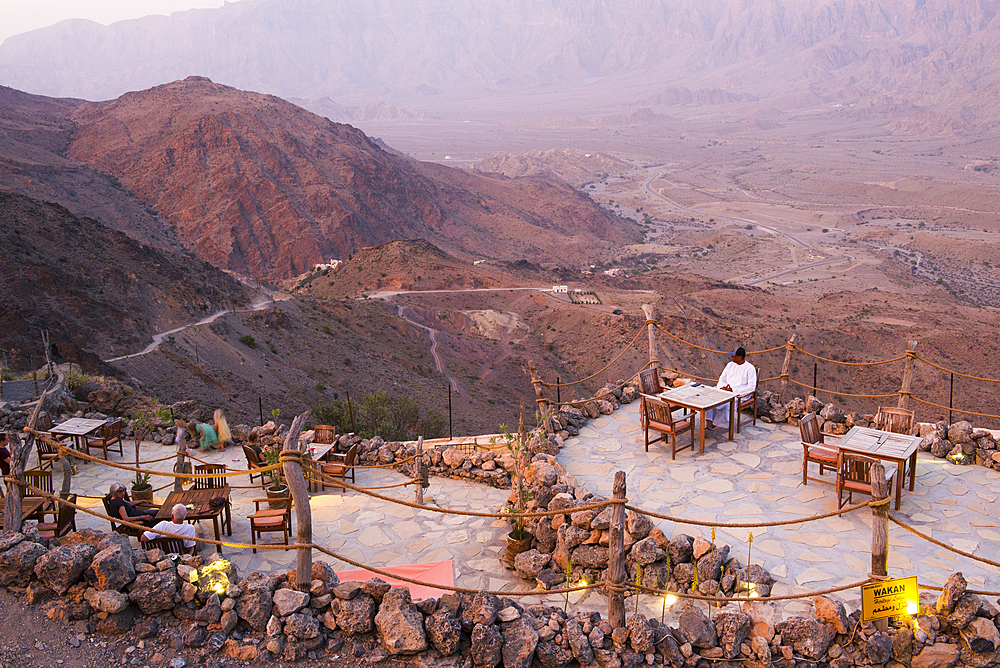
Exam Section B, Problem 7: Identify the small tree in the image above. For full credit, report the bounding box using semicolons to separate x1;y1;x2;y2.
130;405;170;491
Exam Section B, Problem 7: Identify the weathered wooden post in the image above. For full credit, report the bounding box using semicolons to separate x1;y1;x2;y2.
778;334;798;401
527;360;552;433
414;436;425;505
897;341;918;410
642;304;659;371
870;460;889;632
4;396;46;533
281;412;312;591
608;470;627;628
174;429;189;493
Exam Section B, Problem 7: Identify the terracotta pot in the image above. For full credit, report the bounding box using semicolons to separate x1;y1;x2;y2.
266;484;289;509
131;487;154;504
502;531;533;568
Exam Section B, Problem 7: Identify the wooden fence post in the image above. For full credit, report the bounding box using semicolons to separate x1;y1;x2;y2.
641;304;658;370
3;394;46;534
608;470;627;629
778;334;798;401
897;341;918;410
414;436;425;506
174;434;188;493
870;461;889;632
527;360;552;432
282;413;312;591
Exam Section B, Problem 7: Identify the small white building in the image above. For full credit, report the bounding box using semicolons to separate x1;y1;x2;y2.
314;259;342;272
552;285;569;293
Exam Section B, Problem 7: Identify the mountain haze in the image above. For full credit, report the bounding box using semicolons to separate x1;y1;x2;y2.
3;0;1000;126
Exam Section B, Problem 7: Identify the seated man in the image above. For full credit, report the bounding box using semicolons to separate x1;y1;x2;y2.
141;503;197;553
107;482;160;527
706;347;757;429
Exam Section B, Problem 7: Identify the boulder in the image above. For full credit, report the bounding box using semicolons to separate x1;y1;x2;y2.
743;601;775;641
34;544;97;595
960;617;1000;667
174;592;221;623
273;588;310;616
912;643;960;668
374;588;427;655
625;512;653;541
466;591;501;627
813;595;849;634
571;544;609;569
0;533;26;554
310;560;340;588
626;615;656;653
820;403;846;423
678;605;716;648
667;534;694;565
331;593;377;636
629;537;666;565
442;447;466;468
514;550;550;580
564;618;593;666
948;592;982;629
865;632;893;664
502;618;539;668
471;623;503;667
714;609;751;659
775;617;835;660
948;421;974;444
128;570;177;614
535;640;574;668
0;534;46;587
425;609;462;656
284;613;321;640
937;572;967;615
86;544;136;592
696;545;730;584
235;572;280;630
88;590;130;614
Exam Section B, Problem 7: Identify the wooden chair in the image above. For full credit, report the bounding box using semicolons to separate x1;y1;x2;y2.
102;494;145;537
249;497;293;553
86;420;123;459
637;368;663;396
314;425;337;444
36;438;61;470
641;394;695;460
837;452;896;509
194;464;226;489
800;413;839;486
320;444;358;490
873;407;915;435
23;469;55;521
243;445;265;484
735;381;759;434
148;536;192;556
37;494;77;540
36;413;71;447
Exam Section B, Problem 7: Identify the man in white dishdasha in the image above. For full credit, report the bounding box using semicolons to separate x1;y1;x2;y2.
705;346;756;430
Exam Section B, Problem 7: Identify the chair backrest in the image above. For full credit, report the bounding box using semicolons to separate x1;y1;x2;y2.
150;536;187;555
24;469;53;496
314;425;336;444
344;444;359;466
637;368;663;396
642;394;680;430
840;452;879;487
103;420;122;439
55;494;77;532
799;413;824;445
194;464;226;489
37;413;54;431
873;407;914;435
243;445;262;467
37;439;58;456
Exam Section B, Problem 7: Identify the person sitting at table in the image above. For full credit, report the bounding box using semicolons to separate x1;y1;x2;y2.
141;503;197;554
705;346;757;430
246;431;262;455
107;481;159;527
188;420;220;452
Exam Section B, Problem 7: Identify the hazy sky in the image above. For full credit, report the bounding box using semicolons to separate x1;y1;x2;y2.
2;1;228;44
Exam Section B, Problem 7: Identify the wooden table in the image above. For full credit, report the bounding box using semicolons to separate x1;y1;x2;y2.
156;486;232;553
659;383;736;453
49;418;107;453
305;443;336;491
837;427;923;511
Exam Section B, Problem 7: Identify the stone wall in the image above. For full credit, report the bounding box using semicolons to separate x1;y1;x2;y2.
2;525;997;667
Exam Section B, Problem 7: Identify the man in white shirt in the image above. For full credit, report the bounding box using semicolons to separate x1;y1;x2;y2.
141;503;197;552
706;347;757;429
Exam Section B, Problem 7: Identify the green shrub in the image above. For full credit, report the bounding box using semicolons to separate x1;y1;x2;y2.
240;334;257;349
311;390;446;441
65;371;92;392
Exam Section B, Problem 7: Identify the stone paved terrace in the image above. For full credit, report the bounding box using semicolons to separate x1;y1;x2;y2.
51;401;1000;624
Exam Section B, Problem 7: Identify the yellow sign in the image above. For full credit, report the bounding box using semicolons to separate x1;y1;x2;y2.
861;576;919;622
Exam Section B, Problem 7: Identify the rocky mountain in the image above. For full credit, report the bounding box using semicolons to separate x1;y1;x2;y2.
3;0;1000;126
62;77;633;280
0;190;250;370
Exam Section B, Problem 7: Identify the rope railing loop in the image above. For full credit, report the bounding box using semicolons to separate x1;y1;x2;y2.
888;513;1000;569
624;498;871;528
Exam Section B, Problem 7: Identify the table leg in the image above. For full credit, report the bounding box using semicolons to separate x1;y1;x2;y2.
895;460;904;511
908;452;917;491
698;409;706;454
224;504;232;536
727;398;735;443
213;517;222;553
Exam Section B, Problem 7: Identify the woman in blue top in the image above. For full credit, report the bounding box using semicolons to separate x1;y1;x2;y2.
188;420;219;451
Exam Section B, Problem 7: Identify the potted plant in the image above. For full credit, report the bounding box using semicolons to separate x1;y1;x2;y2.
496;402;534;568
261;446;288;509
131;472;154;503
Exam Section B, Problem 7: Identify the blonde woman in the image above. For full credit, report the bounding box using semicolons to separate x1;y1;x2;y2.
214;409;231;449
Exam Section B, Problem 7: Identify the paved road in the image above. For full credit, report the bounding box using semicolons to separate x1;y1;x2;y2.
745;255;854;286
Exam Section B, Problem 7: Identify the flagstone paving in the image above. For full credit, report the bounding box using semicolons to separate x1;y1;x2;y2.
54;401;1000;624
